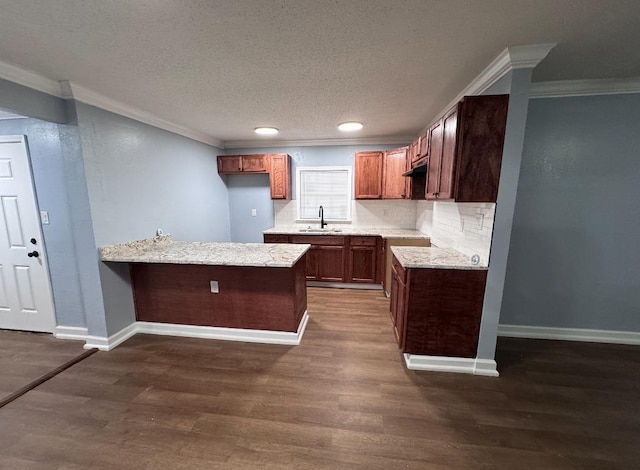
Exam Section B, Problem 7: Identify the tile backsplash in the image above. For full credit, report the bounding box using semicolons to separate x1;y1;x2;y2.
417;201;495;266
274;198;495;266
274;200;418;229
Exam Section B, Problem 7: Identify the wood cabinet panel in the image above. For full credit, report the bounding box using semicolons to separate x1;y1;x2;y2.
263;234;289;243
268;154;291;199
454;95;509;202
131;261;307;332
354;151;383;199
388;255;487;358
349;246;377;283
217;156;242;173
425;119;443;199
242;155;267;172
438;106;458;200
305;247;319;281
318;246;345;282
382;147;409;199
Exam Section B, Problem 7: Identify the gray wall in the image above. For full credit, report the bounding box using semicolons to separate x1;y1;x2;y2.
0;118;86;328
227;174;273;243
76;103;230;246
75;103;230;335
501;93;640;332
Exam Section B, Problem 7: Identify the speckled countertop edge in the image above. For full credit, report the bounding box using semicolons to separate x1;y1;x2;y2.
99;236;310;268
391;246;488;270
264;227;430;239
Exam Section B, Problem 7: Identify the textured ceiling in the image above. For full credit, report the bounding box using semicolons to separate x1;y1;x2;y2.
0;1;639;145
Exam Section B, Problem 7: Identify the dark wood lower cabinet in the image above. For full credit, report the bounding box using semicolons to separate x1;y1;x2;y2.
265;234;382;284
389;254;487;357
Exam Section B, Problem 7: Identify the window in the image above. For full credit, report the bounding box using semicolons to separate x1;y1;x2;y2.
296;167;351;221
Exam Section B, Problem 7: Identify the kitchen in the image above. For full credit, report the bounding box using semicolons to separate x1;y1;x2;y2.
1;1;639;466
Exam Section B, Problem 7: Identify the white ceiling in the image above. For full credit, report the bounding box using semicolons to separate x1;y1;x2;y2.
0;1;639;146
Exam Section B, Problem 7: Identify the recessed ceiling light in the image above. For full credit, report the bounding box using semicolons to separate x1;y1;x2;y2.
254;127;279;136
338;121;363;132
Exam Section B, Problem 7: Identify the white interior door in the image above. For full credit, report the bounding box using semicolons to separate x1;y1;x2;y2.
0;135;55;332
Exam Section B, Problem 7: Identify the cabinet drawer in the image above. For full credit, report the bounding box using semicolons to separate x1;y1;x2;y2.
350;236;378;246
392;255;406;283
264;234;289;243
290;235;345;246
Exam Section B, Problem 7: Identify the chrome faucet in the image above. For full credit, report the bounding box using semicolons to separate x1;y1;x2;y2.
319;205;327;229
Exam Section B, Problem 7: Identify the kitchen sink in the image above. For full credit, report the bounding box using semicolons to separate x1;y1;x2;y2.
297;228;342;233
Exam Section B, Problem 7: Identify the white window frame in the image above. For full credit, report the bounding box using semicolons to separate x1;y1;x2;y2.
296;166;352;222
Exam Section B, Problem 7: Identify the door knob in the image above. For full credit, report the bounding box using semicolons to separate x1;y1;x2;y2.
30;238;37;245
27;251;39;258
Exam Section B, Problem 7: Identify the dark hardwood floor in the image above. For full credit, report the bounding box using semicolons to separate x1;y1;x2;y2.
0;287;639;469
0;330;85;398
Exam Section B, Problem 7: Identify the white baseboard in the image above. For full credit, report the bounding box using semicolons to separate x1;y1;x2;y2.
307;281;382;290
54;326;89;341
137;311;309;346
82;311;309;351
404;354;499;377
83;322;138;351
498;324;640;345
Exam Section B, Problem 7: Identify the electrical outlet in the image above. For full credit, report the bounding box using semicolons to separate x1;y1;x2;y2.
210;281;219;293
156;228;163;236
251;209;257;217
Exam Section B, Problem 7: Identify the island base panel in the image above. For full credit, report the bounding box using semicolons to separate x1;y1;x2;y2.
131;261;306;332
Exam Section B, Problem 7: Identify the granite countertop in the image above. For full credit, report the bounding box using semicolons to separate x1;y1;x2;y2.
391;246;488;270
264;227;430;240
99;235;310;268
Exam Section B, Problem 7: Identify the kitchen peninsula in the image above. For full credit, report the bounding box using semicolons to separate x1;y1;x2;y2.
99;235;310;344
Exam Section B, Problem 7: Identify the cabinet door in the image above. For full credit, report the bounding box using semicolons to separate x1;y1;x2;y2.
438;106;459;200
305;247;319;281
317;246;345;282
418;131;429;159
242;155;267;172
382;147;408;199
217;156;242;174
354;151;383;199
268;154;291;199
349;246;377;283
425;119;443;199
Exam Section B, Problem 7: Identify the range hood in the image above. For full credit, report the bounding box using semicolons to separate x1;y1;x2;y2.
402;162;427;177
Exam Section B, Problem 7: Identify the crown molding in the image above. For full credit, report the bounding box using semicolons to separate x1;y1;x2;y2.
530;77;640;99
0;60;63;97
222;135;414;149
62;81;224;148
420;43;556;133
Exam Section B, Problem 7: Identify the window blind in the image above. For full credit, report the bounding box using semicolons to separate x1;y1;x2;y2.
297;168;351;220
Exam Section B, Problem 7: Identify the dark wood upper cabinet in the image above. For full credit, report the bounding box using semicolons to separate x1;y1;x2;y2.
425;118;444;199
242;154;267;172
382;147;409;199
418;131;429;160
424;95;508;202
268;154;291;200
354;151;384;199
217;155;242;173
217;155;267;173
218;154;291;200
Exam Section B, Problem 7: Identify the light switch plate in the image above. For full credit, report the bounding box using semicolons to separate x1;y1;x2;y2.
210;280;219;293
40;211;49;225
